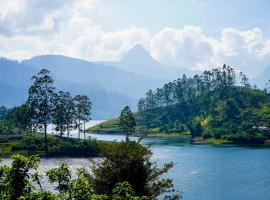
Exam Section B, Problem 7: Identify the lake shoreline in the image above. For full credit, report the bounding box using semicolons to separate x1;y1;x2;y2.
88;131;270;146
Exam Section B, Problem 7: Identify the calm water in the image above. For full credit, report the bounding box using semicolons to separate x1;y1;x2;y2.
2;133;270;200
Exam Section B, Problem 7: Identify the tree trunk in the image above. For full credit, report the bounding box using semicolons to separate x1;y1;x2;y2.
44;123;48;157
67;124;69;138
60;125;63;137
78;119;80;139
125;132;129;142
84;120;86;140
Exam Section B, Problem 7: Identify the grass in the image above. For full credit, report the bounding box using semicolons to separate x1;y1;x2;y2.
88;118;122;133
206;138;232;144
0;133;99;158
145;133;182;138
87;118;192;138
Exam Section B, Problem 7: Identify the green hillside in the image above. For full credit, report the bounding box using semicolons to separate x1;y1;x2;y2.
89;65;270;144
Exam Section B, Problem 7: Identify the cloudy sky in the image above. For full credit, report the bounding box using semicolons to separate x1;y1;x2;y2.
0;0;270;76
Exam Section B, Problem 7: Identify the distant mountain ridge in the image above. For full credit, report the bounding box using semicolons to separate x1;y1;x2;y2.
1;55;165;119
97;44;196;80
0;58;38;106
0;46;200;119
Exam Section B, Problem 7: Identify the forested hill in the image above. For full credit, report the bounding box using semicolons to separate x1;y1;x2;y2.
137;65;270;144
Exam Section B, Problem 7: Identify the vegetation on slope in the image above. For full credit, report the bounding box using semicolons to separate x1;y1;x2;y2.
89;65;270;144
88;118;122;133
137;65;270;144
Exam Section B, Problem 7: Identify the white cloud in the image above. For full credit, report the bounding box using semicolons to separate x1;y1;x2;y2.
150;26;214;70
150;26;270;76
0;0;269;77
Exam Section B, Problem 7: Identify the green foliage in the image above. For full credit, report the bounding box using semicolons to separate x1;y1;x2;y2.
0;154;39;199
6;104;32;129
87;118;121;133
22;69;92;156
11;134;98;157
91;141;180;199
138;65;270;144
119;106;136;141
74;95;92;139
1;148;175;200
112;182;149;200
0;106;8;120
47;163;72;196
27;69;55;156
52;91;75;137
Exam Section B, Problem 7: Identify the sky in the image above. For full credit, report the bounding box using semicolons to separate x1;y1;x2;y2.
0;0;270;77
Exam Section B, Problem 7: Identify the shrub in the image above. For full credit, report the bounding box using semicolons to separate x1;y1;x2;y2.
91;141;180;199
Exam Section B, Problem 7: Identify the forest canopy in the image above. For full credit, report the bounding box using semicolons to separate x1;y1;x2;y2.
137;65;270;144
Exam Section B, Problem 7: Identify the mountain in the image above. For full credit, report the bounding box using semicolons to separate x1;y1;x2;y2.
98;44;196;80
252;66;270;89
1;55;167;119
22;55;162;99
1;47;196;119
0;58;38;106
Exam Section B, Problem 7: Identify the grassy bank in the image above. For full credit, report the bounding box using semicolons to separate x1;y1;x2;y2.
0;133;99;157
88;118;270;145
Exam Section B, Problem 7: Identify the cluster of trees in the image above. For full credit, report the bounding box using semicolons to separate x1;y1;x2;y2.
137;65;270;143
0;140;180;200
0;69;92;156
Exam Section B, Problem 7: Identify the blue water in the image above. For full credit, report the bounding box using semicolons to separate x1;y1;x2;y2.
87;133;270;200
2;133;270;200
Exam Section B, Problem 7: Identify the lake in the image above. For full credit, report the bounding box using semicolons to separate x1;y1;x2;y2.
1;132;270;200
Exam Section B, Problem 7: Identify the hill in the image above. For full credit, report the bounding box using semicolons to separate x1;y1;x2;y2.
90;65;270;144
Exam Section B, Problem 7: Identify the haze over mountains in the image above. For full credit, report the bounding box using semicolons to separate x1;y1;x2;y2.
1;44;269;119
0;45;195;119
252;66;270;89
98;44;196;80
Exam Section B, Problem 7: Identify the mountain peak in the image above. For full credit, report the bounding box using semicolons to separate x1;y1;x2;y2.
122;44;153;62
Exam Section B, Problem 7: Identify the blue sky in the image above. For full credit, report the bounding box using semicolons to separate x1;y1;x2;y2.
0;0;269;77
93;0;270;36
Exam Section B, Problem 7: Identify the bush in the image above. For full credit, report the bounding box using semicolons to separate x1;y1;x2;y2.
91;141;180;199
11;134;98;157
202;132;211;139
227;131;266;144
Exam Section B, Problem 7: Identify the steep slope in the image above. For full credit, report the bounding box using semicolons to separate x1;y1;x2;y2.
99;44;196;80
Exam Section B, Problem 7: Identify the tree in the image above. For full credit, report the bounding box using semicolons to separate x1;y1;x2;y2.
119;106;136;141
52;91;75;137
0;154;40;200
47;163;72;199
112;182;149;200
91;141;180;199
0;106;8;120
27;69;55;156
6;104;32;130
74;95;92;139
